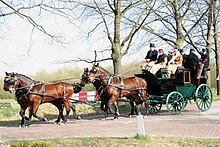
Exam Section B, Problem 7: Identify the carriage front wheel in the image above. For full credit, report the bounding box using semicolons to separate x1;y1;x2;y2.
195;84;213;112
166;91;185;114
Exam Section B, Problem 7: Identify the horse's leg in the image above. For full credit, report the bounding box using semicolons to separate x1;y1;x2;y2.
128;101;135;117
53;102;63;124
70;102;80;120
136;103;142;115
28;107;33;126
108;100;119;119
19;107;26;127
100;100;108;119
31;101;46;122
62;100;71;123
144;100;149;116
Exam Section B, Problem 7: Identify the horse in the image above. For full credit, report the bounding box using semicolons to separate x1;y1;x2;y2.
80;68;112;119
3;72;81;126
80;68;143;119
86;64;148;119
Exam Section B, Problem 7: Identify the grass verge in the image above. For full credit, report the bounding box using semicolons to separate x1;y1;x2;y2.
3;136;220;147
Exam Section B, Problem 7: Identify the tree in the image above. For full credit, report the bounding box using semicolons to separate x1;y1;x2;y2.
68;0;157;74
143;0;209;51
212;0;220;94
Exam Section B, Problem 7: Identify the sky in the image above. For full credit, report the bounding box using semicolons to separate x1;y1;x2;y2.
0;12;147;77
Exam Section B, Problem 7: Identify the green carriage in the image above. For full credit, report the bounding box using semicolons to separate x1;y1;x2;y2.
135;67;213;114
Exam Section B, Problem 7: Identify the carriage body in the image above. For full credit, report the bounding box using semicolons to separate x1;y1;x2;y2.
135;67;213;114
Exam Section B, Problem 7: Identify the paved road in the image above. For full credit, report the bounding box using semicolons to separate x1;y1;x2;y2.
0;101;220;141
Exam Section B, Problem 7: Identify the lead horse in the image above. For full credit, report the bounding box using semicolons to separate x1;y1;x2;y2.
3;72;81;126
86;64;148;119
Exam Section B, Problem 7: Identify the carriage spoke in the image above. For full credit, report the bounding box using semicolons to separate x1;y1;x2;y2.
196;84;213;112
166;91;184;114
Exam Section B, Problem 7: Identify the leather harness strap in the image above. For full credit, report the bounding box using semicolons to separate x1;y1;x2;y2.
40;82;45;104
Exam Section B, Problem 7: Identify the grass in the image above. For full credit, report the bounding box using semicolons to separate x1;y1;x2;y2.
3;136;220;147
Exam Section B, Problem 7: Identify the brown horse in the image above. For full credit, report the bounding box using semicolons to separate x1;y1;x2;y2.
80;68;112;119
87;64;148;119
3;72;81;126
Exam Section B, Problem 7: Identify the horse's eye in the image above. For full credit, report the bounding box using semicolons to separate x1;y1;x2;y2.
92;68;97;73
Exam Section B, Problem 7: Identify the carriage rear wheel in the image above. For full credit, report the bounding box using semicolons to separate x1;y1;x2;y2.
166;91;185;114
195;84;213;112
149;103;162;114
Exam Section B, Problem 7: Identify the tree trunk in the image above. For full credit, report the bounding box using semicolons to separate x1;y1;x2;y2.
112;0;122;74
206;0;213;86
173;0;184;51
213;0;220;95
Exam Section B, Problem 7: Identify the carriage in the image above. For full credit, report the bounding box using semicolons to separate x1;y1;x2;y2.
135;67;213;115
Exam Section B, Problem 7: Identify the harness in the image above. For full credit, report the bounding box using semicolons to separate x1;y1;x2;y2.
102;74;146;101
17;82;67;104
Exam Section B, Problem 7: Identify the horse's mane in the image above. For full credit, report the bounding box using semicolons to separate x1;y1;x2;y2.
15;73;33;82
96;65;111;75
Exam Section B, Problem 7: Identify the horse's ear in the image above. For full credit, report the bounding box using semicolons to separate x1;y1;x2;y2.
94;63;99;67
5;72;9;76
84;68;88;72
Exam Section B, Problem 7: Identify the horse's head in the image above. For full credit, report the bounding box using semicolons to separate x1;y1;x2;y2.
80;68;90;86
3;72;21;93
87;64;109;83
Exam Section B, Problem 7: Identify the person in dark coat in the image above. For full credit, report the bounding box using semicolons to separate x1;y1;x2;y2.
200;48;210;79
185;49;199;84
185;49;199;71
141;43;158;69
149;49;167;74
145;43;158;62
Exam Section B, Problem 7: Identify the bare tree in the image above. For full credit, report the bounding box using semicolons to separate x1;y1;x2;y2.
212;0;220;94
142;0;209;51
67;0;157;74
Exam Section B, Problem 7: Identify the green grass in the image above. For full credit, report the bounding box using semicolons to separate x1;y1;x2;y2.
3;137;220;147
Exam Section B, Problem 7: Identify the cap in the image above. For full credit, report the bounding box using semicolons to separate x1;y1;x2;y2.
149;43;155;47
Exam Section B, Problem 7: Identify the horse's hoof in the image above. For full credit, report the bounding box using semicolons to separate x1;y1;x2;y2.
19;125;29;128
76;116;81;120
128;114;133;117
100;117;106;120
54;121;59;124
113;116;118;120
59;122;65;125
42;117;47;121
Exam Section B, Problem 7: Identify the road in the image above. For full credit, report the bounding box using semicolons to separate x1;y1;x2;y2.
0;101;220;142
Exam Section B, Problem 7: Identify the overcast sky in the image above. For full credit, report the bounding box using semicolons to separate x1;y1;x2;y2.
0;12;147;77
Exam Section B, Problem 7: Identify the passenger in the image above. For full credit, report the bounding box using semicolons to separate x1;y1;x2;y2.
185;49;199;84
197;49;210;79
167;49;183;76
167;50;175;62
141;43;158;69
149;49;167;74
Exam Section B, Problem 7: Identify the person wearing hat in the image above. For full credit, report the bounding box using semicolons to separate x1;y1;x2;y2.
141;43;158;69
185;49;199;84
199;49;210;79
149;49;168;74
145;43;158;61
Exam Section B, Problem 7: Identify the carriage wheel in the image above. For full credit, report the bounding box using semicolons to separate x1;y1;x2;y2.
166;91;185;115
149;103;162;114
195;84;213;112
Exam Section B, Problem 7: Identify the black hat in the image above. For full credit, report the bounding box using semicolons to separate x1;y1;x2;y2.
149;43;155;47
202;48;207;52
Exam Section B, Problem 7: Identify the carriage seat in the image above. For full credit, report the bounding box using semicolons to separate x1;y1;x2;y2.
175;66;191;85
